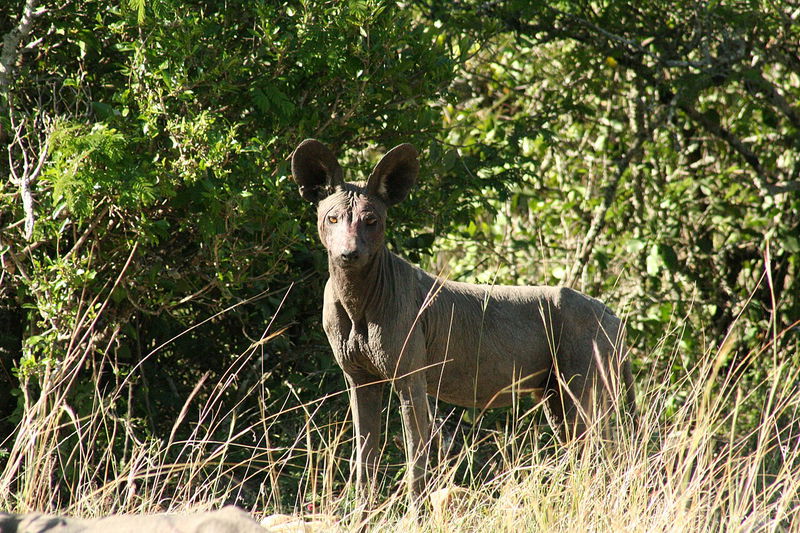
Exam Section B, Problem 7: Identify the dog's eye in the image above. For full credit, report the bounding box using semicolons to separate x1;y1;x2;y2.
327;215;338;224
364;216;377;226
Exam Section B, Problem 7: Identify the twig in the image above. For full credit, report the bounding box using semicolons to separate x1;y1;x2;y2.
64;205;110;260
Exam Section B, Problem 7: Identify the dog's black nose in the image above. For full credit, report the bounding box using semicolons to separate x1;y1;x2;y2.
341;250;360;262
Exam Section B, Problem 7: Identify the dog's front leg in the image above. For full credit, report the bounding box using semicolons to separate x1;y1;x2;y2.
397;373;430;502
345;371;385;506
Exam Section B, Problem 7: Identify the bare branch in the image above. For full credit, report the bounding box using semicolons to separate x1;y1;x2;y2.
0;0;45;108
743;66;800;131
0;237;29;280
555;9;711;70
567;95;662;287
8;109;52;241
680;103;800;196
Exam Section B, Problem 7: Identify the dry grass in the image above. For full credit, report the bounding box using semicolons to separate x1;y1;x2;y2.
362;321;800;532
1;292;798;532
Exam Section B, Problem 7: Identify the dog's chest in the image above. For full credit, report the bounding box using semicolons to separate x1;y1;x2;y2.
329;313;395;377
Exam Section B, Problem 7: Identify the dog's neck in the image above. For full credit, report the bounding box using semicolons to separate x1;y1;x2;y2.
328;247;392;323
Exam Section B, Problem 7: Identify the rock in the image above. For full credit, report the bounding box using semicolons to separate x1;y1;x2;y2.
0;505;268;533
259;513;338;532
1;512;90;533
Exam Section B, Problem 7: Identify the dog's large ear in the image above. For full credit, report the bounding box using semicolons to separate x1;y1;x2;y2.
366;144;419;206
291;139;344;203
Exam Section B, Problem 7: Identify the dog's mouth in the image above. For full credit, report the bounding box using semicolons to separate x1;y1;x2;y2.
335;259;366;271
330;252;372;271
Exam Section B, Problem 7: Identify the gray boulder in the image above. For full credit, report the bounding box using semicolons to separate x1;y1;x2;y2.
0;505;268;533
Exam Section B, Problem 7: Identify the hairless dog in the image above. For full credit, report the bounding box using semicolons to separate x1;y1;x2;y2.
291;139;635;503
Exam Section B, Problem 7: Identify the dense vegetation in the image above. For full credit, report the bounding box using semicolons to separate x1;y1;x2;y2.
1;0;798;527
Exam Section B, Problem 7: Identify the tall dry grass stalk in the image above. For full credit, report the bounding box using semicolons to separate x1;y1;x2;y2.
1;267;798;532
0;267;350;518
363;314;799;532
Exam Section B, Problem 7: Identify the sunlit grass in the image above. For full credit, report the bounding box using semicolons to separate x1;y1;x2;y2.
1;294;798;532
361;322;800;532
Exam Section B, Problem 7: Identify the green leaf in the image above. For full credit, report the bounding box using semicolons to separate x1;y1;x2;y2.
646;246;662;276
785;235;800;253
128;0;145;23
91;101;116;119
658;244;679;272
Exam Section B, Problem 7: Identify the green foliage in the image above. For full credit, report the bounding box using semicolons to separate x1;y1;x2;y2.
1;0;798;516
1;0;461;506
421;0;800;385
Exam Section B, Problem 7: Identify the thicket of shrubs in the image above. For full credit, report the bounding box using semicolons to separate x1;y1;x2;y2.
1;0;797;518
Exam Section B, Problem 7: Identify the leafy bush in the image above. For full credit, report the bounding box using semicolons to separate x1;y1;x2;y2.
1;0;798;517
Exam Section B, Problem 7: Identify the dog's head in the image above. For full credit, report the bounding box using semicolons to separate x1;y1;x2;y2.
291;139;419;271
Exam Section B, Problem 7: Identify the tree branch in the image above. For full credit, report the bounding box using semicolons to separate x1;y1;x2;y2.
8;112;50;240
567;96;658;287
679;102;800;196
743;67;800;131
0;0;45;109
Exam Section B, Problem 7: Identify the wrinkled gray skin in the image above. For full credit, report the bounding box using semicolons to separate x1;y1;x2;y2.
291;139;636;502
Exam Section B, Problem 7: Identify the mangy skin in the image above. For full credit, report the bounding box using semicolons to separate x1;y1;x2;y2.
292;139;636;502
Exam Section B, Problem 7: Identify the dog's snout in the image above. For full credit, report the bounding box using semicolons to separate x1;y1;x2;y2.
341;249;360;262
